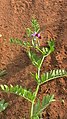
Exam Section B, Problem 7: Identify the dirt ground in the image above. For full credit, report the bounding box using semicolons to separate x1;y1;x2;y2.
0;0;67;119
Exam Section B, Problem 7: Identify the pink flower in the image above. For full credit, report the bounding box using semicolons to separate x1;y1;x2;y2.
31;32;41;39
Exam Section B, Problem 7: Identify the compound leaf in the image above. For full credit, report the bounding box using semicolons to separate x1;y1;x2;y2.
31;19;40;33
48;39;55;52
26;28;32;37
33;99;40;115
10;38;23;46
28;51;42;68
0;85;35;103
42;47;49;55
42;95;55;108
33;95;55;117
40;69;67;85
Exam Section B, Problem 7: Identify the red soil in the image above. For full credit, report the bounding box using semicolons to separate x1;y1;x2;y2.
0;0;67;119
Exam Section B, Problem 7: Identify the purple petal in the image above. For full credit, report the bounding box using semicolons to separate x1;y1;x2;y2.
31;32;37;37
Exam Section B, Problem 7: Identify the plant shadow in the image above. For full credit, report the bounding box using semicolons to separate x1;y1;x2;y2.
1;49;31;80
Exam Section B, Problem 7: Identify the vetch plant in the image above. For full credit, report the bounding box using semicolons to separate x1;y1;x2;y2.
0;19;67;119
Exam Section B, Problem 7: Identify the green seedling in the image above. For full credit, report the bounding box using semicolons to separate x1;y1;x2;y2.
0;99;8;112
0;18;67;119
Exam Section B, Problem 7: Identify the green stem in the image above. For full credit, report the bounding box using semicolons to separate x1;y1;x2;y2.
30;56;45;119
31;101;34;119
39;56;45;70
30;82;40;118
38;68;40;78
